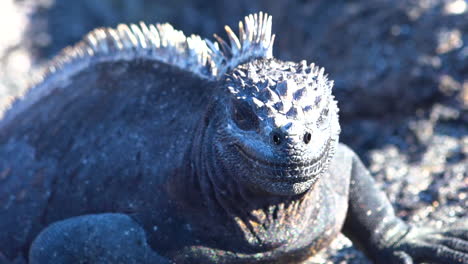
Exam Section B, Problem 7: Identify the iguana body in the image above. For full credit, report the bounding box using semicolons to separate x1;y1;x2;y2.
0;13;467;264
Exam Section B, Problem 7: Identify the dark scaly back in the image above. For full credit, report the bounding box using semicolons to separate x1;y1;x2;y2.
0;13;274;260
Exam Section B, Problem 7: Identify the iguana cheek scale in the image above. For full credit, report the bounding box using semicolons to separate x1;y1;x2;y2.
0;12;467;264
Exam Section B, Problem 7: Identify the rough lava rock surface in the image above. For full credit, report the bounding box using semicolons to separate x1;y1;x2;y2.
0;0;467;263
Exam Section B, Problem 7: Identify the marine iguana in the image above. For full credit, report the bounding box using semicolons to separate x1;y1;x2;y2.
0;12;467;264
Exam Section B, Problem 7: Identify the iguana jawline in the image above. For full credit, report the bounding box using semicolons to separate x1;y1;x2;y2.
233;138;333;179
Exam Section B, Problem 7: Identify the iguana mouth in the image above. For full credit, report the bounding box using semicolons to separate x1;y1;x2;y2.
234;138;332;179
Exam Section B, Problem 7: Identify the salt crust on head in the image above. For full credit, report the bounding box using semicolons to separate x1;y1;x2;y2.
225;59;334;120
0;12;275;127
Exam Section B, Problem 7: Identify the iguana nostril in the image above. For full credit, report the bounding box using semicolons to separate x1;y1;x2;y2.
304;132;312;144
272;132;282;145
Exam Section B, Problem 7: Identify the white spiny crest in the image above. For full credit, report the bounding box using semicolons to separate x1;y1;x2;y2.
225;59;335;120
0;12;276;128
209;12;275;73
34;12;274;86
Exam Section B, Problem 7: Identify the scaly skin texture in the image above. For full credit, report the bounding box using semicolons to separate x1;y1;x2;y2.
1;13;467;264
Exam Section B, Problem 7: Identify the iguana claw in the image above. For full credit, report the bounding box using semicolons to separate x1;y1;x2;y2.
385;222;468;264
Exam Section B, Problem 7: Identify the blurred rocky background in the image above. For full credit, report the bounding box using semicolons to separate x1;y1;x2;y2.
0;0;466;263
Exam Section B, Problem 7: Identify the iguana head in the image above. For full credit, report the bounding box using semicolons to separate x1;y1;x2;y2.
213;58;341;196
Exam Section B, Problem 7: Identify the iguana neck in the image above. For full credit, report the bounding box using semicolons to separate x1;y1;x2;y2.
187;104;320;249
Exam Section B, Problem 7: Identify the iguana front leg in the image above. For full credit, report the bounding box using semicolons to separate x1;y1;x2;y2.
342;149;468;264
29;213;170;264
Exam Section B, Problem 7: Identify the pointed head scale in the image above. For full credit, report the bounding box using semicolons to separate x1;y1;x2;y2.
224;58;335;123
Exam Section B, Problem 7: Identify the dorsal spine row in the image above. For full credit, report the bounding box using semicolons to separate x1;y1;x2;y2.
38;12;275;84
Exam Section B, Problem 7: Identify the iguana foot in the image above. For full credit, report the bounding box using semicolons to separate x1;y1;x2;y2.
382;221;468;264
29;213;170;264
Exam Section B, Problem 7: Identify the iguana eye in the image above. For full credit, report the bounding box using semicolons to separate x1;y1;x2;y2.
231;100;259;131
